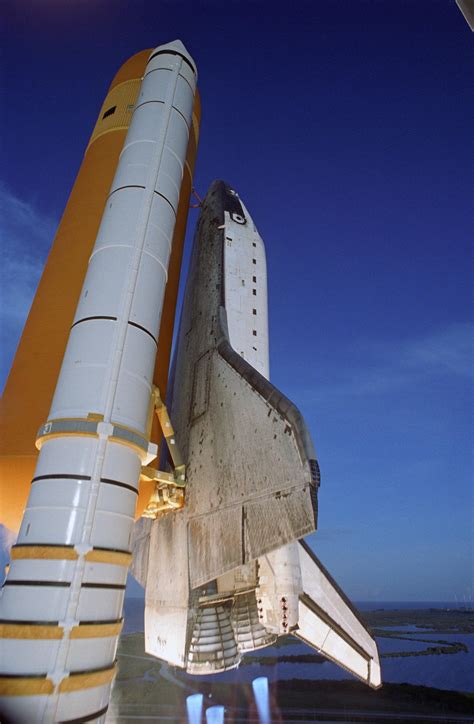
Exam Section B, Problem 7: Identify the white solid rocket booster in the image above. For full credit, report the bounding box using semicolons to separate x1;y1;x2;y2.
0;40;197;723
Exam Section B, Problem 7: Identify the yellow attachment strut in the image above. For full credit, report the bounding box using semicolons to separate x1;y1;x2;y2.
141;386;185;519
152;385;184;469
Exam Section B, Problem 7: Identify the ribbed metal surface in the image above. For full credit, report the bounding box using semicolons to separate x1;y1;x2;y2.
230;592;276;652
186;605;240;675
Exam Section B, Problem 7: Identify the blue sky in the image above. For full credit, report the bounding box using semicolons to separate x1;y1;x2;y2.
1;0;472;602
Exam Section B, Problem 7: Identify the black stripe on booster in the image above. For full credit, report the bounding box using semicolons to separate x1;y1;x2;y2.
0;618;60;626
153;190;177;217
81;583;126;591
127;321;158;345
100;478;138;495
31;474;137;495
71;315;158;346
77;617;123;626
59;705;109;724
71;316;117;329
0;617;122;627
91;546;131;555
31;474;92;484
147;48;196;75
12;543;73;551
2;580;71;588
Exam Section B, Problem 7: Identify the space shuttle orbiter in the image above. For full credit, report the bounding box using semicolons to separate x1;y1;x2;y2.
0;40;379;724
131;181;381;689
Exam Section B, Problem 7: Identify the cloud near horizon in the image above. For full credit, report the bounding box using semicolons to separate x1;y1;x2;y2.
0;183;57;389
399;323;473;379
292;321;473;403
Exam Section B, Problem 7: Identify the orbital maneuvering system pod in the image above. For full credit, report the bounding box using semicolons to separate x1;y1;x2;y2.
0;39;380;724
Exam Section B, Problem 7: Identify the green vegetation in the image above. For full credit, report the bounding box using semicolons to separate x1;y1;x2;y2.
275;679;474;720
361;607;473;659
362;608;474;634
380;641;468;658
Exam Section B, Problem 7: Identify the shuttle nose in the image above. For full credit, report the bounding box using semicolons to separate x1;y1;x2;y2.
147;39;197;77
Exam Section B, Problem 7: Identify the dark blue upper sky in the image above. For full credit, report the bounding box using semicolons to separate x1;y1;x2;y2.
1;0;472;602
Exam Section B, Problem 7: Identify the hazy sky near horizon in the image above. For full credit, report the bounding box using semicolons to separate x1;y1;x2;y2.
1;0;472;602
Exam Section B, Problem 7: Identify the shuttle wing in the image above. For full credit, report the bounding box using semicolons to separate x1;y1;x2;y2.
185;309;320;588
152;181;320;590
296;541;381;688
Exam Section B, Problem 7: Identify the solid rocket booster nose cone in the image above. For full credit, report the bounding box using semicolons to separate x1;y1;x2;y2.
163;39;192;56
147;39;197;77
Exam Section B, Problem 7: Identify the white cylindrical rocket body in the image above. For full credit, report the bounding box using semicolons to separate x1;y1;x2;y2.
0;41;197;724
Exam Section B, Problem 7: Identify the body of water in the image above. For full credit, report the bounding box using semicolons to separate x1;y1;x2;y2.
122;597;473;692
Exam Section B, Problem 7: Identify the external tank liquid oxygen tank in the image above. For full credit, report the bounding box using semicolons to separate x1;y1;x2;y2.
0;40;197;724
